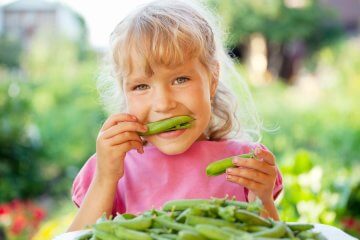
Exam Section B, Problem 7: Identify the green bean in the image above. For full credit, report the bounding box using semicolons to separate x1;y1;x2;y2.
114;215;152;230
160;233;178;239
224;200;249;209
235;209;272;227
154;216;194;231
206;153;254;176
242;225;269;232
121;213;137;219
186;215;240;228
162;199;211;211
139;115;195;136
221;226;252;237
150;233;174;240
284;225;295;238
93;229;118;240
286;223;314;232
114;225;152;240
252;222;287;238
296;230;318;239
194;224;235;240
147;228;171;234
178;230;207;240
93;221;117;233
218;206;236;222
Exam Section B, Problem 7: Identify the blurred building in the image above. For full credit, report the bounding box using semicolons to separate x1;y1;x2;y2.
0;0;84;48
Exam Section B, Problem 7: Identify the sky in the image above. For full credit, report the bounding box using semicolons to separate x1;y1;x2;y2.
0;0;152;49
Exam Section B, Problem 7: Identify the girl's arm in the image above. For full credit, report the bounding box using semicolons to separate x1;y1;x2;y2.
68;113;147;231
248;190;280;221
226;147;282;220
261;199;280;220
67;176;117;231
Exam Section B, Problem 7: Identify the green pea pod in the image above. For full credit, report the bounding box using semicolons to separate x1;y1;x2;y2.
221;226;252;237
194;224;235;240
114;215;152;230
178;230;207;240
139;115;195;136
154;216;194;231
162;199;211;211
206;152;255;176
114;225;152;240
217;206;236;222
186;215;239;228
234;209;272;227
93;229;118;240
287;222;314;232
252;222;287;238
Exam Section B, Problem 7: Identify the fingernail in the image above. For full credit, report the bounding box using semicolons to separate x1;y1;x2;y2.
227;168;232;173
131;115;137;120
232;158;238;164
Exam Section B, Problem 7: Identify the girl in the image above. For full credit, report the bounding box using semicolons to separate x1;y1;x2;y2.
68;0;283;231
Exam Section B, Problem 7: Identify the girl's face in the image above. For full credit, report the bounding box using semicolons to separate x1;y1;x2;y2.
123;57;218;155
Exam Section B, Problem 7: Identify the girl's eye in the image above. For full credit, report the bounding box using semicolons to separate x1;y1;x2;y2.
173;77;190;85
133;84;149;91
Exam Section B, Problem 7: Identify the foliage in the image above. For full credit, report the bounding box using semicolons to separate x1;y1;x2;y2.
244;38;360;236
207;0;343;51
0;71;45;202
0;35;22;68
0;33;105;202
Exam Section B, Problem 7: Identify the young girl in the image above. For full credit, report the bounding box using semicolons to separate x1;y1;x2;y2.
68;0;283;231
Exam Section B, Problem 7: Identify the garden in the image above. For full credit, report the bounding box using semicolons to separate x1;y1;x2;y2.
0;0;359;239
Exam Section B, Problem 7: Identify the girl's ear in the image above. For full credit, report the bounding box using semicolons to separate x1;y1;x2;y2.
210;62;219;98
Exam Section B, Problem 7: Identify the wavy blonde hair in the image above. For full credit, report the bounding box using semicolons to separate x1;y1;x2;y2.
97;0;262;142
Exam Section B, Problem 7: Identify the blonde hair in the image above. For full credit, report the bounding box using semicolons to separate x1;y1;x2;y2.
97;0;262;142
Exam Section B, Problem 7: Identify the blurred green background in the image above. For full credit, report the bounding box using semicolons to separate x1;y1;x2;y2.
0;0;359;239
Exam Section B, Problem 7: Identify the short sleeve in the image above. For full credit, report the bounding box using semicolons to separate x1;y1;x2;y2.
71;154;97;208
272;167;283;200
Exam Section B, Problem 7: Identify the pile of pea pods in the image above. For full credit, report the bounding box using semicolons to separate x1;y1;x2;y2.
75;197;327;240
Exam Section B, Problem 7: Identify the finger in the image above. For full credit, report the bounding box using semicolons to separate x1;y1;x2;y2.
226;174;262;190
107;132;143;147
232;157;273;175
101;113;138;131
254;147;276;166
115;140;144;154
101;122;147;139
226;168;267;184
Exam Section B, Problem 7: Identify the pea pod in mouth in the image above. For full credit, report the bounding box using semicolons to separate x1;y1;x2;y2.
138;115;195;136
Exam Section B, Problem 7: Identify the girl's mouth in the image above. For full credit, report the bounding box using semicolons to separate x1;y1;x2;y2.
157;129;187;139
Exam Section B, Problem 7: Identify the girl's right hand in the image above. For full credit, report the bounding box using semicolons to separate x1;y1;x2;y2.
95;113;147;184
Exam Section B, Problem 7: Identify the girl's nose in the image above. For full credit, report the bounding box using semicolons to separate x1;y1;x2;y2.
152;87;177;113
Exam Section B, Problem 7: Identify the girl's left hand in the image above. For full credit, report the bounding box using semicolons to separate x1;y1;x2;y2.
226;147;277;204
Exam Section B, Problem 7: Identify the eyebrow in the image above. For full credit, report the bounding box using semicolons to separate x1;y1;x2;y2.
125;77;149;86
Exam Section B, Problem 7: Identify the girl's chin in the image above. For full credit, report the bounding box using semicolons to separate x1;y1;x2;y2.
148;136;194;155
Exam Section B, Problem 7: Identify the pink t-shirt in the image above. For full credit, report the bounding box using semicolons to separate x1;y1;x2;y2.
72;140;283;215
